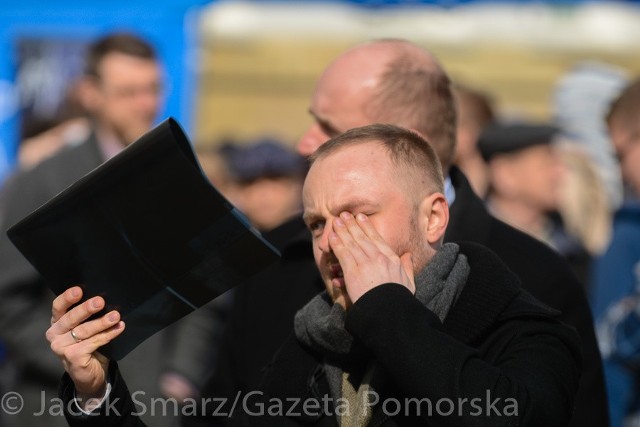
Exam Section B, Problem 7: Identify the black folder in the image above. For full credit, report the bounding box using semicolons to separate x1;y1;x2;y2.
7;118;280;360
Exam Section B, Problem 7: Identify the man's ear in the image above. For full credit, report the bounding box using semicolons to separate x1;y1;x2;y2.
419;192;449;245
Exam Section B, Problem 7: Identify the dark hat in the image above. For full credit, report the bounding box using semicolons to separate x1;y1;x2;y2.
478;123;558;162
227;138;307;183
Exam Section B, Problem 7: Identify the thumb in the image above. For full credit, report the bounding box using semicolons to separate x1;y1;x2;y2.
400;252;415;294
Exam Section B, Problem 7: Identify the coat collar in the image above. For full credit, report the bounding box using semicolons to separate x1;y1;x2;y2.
445;167;492;246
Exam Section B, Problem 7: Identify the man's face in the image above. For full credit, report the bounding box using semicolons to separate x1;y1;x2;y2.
493;144;563;211
610;122;640;195
236;177;303;232
89;52;162;144
620;134;640;195
303;142;429;309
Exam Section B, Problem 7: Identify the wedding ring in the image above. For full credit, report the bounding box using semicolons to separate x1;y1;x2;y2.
70;329;82;343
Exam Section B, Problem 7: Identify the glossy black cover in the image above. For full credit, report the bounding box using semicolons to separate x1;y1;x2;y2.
7;118;280;360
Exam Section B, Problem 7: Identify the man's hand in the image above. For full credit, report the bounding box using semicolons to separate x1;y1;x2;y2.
329;212;415;305
45;286;125;408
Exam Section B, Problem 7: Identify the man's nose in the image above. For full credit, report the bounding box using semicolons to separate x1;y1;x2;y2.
297;124;326;157
317;222;333;254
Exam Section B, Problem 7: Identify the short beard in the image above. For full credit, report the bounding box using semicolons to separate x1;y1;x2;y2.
406;205;429;274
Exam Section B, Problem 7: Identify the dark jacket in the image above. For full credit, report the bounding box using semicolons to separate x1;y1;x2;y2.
446;167;608;427
591;201;640;426
0;136;106;427
203;168;606;427
204;215;324;403
60;242;582;426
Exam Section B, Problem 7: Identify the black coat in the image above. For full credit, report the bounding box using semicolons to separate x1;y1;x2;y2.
0;136;106;427
446;167;608;427
204;169;607;426
60;243;582;426
57;169;605;426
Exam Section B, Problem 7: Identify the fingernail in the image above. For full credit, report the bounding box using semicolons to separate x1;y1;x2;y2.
70;288;80;298
340;212;351;220
91;298;102;309
108;312;119;322
356;213;366;222
335;218;344;227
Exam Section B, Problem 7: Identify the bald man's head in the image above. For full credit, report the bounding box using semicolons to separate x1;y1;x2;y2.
298;39;457;171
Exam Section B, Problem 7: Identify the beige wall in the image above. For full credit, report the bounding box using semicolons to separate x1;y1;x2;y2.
192;5;640;147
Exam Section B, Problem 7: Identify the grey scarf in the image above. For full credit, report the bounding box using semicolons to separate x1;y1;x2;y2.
293;243;470;424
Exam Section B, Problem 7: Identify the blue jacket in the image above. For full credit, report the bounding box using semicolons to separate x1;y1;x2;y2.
592;201;640;426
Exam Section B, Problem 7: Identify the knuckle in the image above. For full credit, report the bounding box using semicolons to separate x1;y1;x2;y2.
376;253;389;264
64;313;77;329
89;334;106;347
345;239;358;249
65;345;86;361
62;347;77;361
50;340;63;355
51;305;60;320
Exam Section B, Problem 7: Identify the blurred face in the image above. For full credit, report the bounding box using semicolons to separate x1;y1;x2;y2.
236;177;303;232
303;142;431;309
297;49;385;157
88;52;162;145
620;136;640;195
610;123;640;195
492;144;563;211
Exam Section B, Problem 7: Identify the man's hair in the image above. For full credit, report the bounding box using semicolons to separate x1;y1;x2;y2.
366;52;457;172
607;77;640;132
85;33;157;78
453;83;495;132
310;123;444;195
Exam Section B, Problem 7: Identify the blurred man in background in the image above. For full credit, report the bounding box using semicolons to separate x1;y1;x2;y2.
226;138;306;232
478;122;592;284
0;32;177;427
592;77;640;427
452;83;495;197
479;123;564;243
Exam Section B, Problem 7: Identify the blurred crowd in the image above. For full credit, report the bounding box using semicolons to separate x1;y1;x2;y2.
0;30;638;427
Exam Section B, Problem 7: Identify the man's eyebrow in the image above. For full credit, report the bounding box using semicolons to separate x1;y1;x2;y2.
308;109;340;136
302;210;321;225
332;200;379;216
